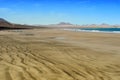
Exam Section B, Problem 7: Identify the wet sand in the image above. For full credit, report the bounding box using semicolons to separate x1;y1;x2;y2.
0;29;120;80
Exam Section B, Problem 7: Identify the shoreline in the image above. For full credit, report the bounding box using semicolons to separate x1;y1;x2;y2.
63;28;120;34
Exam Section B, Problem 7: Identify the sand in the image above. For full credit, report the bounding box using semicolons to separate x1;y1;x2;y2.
0;29;120;80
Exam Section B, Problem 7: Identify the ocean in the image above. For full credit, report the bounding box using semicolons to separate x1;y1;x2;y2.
64;28;120;33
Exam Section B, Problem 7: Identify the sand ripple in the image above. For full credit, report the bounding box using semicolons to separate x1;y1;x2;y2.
0;31;120;80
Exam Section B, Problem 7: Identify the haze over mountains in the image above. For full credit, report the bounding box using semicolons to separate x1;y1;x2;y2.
0;18;120;29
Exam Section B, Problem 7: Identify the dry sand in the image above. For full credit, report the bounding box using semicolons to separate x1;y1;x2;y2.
0;29;120;80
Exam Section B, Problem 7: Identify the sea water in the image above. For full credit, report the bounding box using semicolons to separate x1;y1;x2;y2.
64;28;120;33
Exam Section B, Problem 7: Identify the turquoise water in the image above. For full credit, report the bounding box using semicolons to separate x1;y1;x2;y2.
65;28;120;33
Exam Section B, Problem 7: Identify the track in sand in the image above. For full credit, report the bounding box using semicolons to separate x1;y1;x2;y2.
0;29;120;80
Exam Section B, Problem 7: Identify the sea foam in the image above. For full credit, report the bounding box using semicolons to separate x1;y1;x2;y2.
64;28;120;33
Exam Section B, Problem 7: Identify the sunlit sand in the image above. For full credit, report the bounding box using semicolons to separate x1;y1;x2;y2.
0;29;120;80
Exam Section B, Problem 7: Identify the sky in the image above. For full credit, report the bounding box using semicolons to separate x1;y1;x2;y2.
0;0;120;25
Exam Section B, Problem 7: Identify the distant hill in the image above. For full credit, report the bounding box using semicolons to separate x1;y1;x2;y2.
57;22;73;25
0;18;34;30
81;24;120;28
0;18;12;27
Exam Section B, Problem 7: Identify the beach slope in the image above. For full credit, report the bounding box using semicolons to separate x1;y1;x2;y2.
0;29;120;80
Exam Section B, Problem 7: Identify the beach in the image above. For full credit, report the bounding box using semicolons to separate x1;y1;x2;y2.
0;28;120;80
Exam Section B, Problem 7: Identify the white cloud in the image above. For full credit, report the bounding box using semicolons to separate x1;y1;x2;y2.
0;7;17;14
0;7;10;12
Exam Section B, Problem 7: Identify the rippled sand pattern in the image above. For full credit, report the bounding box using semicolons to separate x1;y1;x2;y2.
0;29;120;80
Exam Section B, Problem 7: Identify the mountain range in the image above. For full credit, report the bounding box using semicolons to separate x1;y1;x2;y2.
0;18;120;29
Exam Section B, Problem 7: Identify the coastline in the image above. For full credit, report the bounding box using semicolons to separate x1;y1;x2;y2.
63;27;120;33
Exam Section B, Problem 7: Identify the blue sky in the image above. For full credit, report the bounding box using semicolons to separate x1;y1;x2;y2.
0;0;120;25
